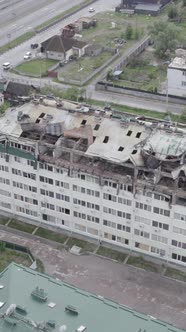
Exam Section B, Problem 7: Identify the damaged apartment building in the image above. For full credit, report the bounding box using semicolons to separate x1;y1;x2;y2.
0;99;186;265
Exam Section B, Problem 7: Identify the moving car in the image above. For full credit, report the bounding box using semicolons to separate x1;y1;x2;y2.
24;52;32;60
89;7;95;12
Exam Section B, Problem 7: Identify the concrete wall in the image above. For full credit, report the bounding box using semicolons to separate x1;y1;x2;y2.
96;81;186;105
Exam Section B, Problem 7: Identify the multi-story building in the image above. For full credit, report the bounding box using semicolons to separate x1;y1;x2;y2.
0;99;186;265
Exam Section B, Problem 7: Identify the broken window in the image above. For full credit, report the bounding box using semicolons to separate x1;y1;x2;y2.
118;146;124;151
103;136;109;143
136;132;141;138
127;130;132;136
94;124;100;131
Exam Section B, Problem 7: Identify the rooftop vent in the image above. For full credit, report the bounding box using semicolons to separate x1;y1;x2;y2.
31;286;48;302
136;132;142;138
65;305;79;315
76;326;86;332
81;120;87;125
127;130;132;137
15;305;27;315
94;124;100;131
118;146;124;152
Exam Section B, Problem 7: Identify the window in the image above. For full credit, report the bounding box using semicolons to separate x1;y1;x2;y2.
172;240;186;249
103;193;116;202
154;193;170;202
0;165;9;172
56;206;70;215
40;176;53;185
134;229;149;238
135;215;151;225
40;189;54;198
153;207;170;217
183;71;186;76
152;220;169;230
151;234;168;244
42;214;55;223
172;253;186;263
56;193;70;202
118;197;131;206
174;213;186;222
55;180;69;189
136;202;151;212
151;247;165;256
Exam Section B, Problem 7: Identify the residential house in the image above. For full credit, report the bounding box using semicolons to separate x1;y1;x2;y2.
167;53;186;97
41;35;88;61
4;82;38;101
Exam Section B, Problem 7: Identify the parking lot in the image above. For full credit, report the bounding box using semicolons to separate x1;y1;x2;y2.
0;228;186;329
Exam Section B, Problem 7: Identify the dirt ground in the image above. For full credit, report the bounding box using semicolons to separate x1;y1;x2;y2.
0;228;186;330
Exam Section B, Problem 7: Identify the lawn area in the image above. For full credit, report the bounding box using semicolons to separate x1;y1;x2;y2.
0;217;9;225
81;12;156;48
66;237;97;252
35;227;68;244
0;248;32;272
113;63;167;92
59;52;112;82
127;256;161;272
8;219;36;234
15;59;57;76
0;101;11;115
97;246;127;262
165;267;186;282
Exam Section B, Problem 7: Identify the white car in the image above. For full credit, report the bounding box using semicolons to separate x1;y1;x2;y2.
3;62;11;70
89;7;95;12
24;52;32;60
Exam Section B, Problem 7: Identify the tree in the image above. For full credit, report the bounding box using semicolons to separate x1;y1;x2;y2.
183;0;186;6
168;5;178;19
149;21;179;58
125;24;133;40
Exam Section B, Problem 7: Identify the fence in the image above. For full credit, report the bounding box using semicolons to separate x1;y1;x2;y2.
0;239;35;262
57;52;119;86
96;81;186;106
111;35;151;74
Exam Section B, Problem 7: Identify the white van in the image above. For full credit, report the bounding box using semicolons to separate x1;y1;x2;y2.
3;62;11;70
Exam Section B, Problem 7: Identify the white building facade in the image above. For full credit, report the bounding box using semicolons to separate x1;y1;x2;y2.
0;101;186;266
167;56;186;97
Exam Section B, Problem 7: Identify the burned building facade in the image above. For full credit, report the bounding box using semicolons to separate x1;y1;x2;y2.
0;100;186;265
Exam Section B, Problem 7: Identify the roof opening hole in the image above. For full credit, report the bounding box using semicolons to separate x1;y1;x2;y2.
93;136;96;142
127;130;132;136
81;119;87;125
136;132;142;138
94;124;100;131
103;136;109;143
118;146;124;151
132;149;137;155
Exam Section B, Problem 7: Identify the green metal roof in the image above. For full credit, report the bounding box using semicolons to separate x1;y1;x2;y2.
0;263;184;332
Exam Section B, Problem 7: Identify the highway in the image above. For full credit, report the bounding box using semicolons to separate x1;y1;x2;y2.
0;0;85;47
0;0;118;70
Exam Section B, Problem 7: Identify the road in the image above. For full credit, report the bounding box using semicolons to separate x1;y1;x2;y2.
0;0;85;47
0;0;118;68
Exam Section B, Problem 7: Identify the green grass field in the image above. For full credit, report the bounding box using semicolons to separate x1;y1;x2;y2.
15;59;57;76
0;248;32;272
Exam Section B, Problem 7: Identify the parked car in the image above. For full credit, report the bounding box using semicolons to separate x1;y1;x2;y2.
89;7;95;12
31;43;38;49
24;52;32;60
2;62;11;70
